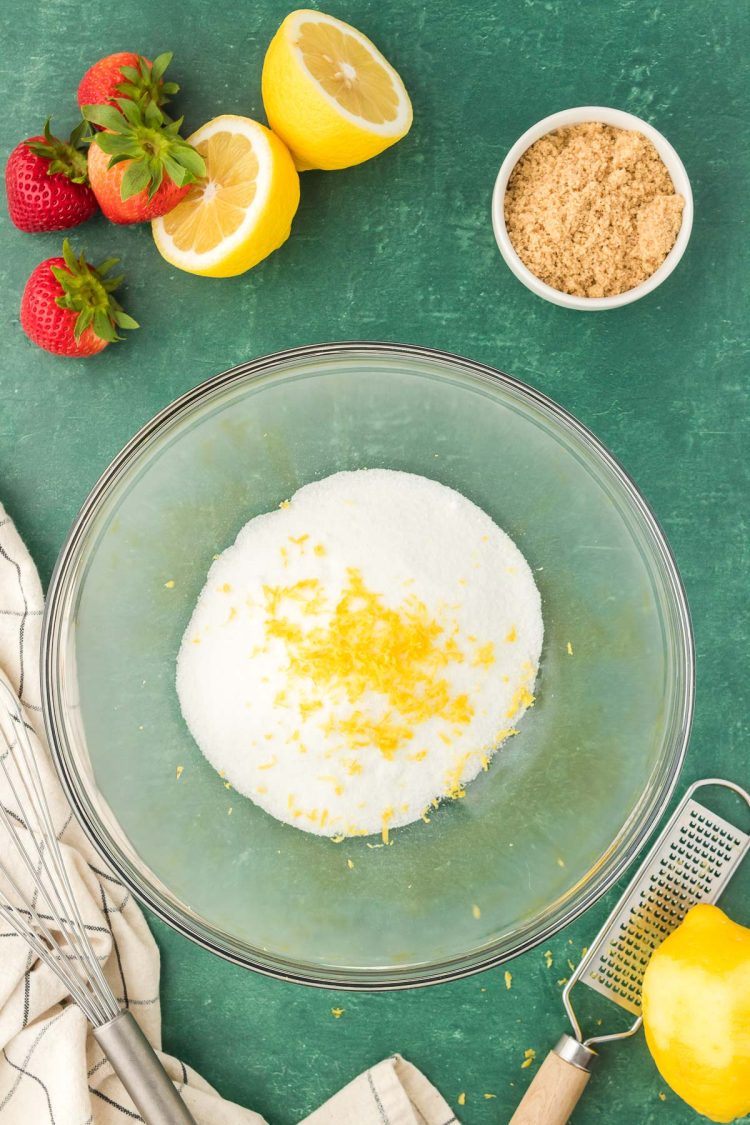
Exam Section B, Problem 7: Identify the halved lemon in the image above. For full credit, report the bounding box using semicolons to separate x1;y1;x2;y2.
152;115;300;278
262;9;413;171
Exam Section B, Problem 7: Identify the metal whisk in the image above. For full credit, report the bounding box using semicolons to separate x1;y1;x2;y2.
0;680;196;1125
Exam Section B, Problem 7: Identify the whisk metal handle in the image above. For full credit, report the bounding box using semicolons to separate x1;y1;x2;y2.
93;1010;197;1125
508;1036;596;1125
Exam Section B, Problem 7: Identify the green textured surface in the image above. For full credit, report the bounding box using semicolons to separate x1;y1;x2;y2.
1;1;748;1122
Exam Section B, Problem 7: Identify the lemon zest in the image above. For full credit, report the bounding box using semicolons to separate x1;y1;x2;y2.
505;683;535;719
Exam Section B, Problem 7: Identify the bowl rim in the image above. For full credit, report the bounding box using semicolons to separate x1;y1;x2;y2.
41;341;695;990
491;105;694;310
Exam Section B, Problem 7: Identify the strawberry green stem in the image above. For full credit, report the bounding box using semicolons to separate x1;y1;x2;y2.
82;99;205;201
52;239;139;343
117;52;179;115
26;119;92;184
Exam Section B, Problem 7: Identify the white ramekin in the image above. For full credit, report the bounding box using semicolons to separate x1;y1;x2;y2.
491;106;694;311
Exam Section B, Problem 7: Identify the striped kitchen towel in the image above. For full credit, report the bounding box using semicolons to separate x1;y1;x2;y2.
0;504;458;1125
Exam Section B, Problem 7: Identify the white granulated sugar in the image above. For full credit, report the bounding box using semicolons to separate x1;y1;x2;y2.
177;469;543;839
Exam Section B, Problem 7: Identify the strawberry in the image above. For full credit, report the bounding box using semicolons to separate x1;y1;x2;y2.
20;239;138;357
5;119;98;232
82;100;205;224
77;52;178;119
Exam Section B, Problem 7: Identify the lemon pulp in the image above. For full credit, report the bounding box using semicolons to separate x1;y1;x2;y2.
296;19;401;126
163;132;259;254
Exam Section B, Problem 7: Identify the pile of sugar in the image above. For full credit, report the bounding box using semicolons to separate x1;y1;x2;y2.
177;469;543;839
504;122;685;298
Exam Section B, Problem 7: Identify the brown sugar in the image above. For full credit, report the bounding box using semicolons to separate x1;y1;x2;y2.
504;122;685;298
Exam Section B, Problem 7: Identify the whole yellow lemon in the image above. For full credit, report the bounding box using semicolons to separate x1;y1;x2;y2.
642;904;750;1123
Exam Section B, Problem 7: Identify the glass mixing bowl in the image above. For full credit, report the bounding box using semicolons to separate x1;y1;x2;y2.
42;343;693;988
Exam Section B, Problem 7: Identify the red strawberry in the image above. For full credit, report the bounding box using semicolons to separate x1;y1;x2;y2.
5;119;98;232
78;52;178;119
83;100;205;224
20;239;138;357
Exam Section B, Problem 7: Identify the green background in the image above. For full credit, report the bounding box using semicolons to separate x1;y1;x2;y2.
2;1;748;1122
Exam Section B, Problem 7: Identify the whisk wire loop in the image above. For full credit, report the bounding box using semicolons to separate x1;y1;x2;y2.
0;682;119;1025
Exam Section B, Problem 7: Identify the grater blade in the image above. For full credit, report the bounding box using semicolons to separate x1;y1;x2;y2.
579;793;750;1016
560;779;750;1050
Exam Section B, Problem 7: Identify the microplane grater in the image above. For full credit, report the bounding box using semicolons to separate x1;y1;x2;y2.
579;792;749;1017
509;778;750;1125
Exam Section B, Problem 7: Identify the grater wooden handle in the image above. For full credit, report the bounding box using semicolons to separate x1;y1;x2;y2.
509;1037;595;1124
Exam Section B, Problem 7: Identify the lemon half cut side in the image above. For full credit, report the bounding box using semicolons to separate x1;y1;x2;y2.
152;115;300;278
262;9;413;171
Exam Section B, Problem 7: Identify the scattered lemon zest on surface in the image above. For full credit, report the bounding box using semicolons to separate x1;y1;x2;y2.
566;641;574;655
330;834;345;844
289;534;309;547
228;806;233;815
505;625;517;642
219;583;232;593
191;637;201;645
544;950;553;969
299;698;323;718
279;499;290;509
347;858;354;869
472;904;481;920
164;579;175;589
224;781;232;789
521;1048;537;1069
457;1092;466;1106
331;1007;344;1018
444;750;475;799
505;683;535;719
658;1092;667;1102
313;543;326;556
557;977;568;986
504;971;513;990
556;857;566;868
581;946;588;957
484;1092;496;1099
567;959;576;972
472;642;496;668
421;810;431;824
258;757;277;770
175;765;184;780
381;807;393;844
